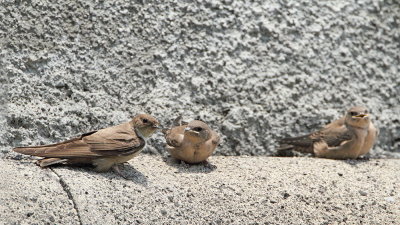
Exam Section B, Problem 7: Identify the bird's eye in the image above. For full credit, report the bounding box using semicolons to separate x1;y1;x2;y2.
142;119;148;123
350;112;357;116
193;127;203;132
364;110;368;114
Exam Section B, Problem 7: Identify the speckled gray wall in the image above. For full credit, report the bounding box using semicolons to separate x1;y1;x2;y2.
1;0;399;157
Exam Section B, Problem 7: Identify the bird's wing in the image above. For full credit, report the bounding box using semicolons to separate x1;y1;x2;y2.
13;131;97;158
278;133;315;153
164;125;186;147
82;123;145;156
313;125;358;159
211;131;220;146
13;123;144;158
317;121;354;148
172;115;189;126
277;116;349;153
371;122;379;137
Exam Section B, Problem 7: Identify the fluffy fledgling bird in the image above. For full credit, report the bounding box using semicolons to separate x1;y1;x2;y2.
277;106;378;159
163;117;220;164
13;114;160;175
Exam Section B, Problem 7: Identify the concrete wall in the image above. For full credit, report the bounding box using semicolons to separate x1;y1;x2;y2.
1;0;399;157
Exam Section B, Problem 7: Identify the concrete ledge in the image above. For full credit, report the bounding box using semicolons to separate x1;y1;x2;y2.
1;155;399;224
0;160;79;224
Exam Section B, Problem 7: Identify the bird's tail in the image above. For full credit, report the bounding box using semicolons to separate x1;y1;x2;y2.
276;135;314;155
275;143;296;156
36;158;69;167
276;143;294;151
13;143;64;157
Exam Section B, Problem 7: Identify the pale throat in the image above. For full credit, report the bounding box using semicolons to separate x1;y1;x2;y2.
135;127;154;139
135;128;146;139
347;124;369;140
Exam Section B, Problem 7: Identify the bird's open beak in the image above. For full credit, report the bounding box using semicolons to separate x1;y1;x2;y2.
184;127;198;133
184;127;200;134
354;114;368;118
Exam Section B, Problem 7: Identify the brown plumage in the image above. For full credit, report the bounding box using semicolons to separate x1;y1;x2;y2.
163;118;220;163
13;114;160;174
277;106;378;159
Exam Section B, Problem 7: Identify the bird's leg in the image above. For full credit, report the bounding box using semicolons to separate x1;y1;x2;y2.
201;160;209;166
357;155;370;160
202;161;217;170
179;160;191;168
112;164;128;179
313;141;330;157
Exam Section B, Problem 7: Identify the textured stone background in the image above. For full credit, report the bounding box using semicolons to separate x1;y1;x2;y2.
1;0;399;157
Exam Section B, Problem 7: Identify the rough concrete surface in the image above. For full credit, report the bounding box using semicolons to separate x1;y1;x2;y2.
1;155;399;224
0;0;399;157
0;159;79;224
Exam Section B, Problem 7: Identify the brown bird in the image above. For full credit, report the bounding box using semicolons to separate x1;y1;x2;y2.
277;106;378;159
14;114;160;175
163;118;220;164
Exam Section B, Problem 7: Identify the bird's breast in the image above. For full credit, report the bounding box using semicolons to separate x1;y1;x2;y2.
92;151;142;172
112;151;142;164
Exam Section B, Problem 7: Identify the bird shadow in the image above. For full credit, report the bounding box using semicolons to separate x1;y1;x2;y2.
273;150;313;158
341;156;371;166
13;157;149;186
162;156;217;174
94;163;149;187
272;149;373;165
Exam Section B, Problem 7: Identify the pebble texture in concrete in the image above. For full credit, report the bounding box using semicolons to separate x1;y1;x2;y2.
1;0;399;157
1;155;399;224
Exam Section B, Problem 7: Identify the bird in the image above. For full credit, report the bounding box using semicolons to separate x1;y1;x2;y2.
163;117;220;164
277;106;378;159
13;114;160;176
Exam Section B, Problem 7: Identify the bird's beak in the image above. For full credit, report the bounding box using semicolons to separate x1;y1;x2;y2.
184;127;200;134
354;114;368;118
153;124;163;129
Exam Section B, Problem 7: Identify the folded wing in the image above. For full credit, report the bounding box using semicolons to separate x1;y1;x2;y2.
164;125;186;147
13;122;144;158
278;117;353;154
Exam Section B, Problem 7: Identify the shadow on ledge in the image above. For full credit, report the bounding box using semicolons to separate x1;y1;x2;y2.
162;156;217;174
95;163;149;186
9;155;150;187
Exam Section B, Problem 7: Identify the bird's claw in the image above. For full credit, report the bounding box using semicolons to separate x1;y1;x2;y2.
112;165;128;179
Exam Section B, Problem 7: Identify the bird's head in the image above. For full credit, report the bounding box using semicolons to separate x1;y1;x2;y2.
345;106;371;129
131;114;161;138
184;120;211;143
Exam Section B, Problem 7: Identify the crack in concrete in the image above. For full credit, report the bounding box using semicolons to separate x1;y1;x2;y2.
51;168;83;225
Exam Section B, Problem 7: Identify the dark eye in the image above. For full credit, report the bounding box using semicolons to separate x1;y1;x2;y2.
193;127;203;132
350;112;357;116
142;119;148;123
364;110;368;114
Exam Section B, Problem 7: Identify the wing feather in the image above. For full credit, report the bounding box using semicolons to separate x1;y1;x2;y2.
211;131;220;146
278;116;352;153
14;122;144;158
164;125;186;147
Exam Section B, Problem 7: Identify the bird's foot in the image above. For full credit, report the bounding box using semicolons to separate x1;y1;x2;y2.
313;141;329;158
201;161;217;170
112;164;128;179
357;155;370;161
180;160;190;168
